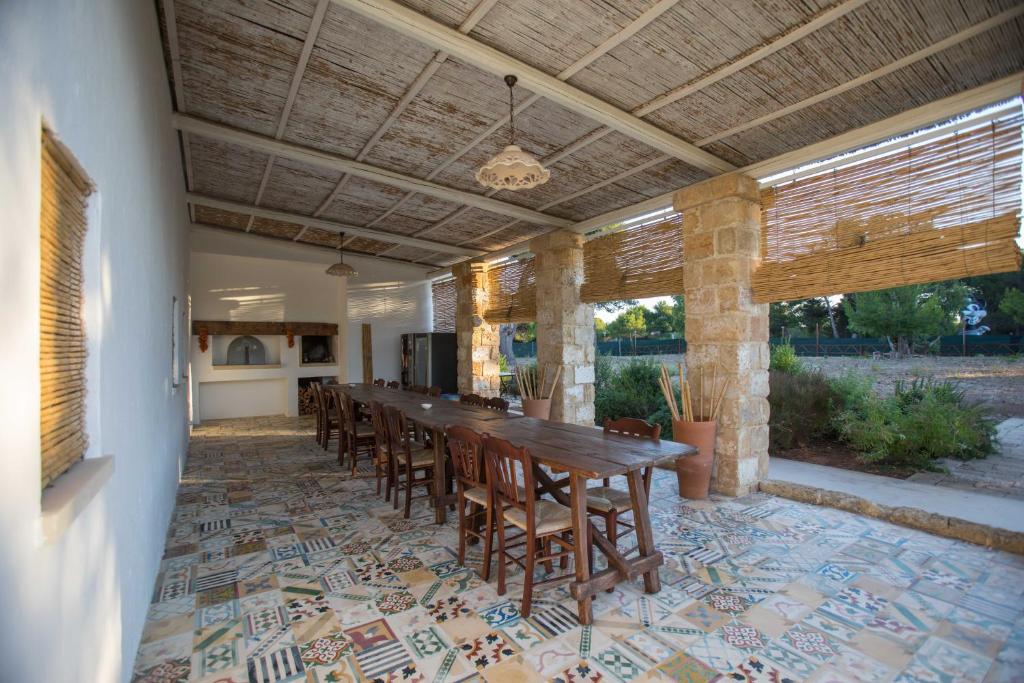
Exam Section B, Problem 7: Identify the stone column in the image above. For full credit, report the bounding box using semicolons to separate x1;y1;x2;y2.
530;230;595;425
452;261;500;397
674;174;769;496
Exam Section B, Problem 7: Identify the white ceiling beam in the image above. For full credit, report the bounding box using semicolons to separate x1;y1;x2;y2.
696;6;1024;146
318;0;500;223
161;0;195;222
172;114;572;228
330;0;735;174
186;193;486;257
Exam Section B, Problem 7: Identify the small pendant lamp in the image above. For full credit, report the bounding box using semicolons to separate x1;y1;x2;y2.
475;75;550;191
325;232;357;277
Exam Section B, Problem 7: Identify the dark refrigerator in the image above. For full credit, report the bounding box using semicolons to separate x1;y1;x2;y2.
400;333;457;394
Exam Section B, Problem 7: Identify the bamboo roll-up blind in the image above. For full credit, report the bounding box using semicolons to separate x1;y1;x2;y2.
581;213;684;303
484;257;536;323
40;131;93;489
754;113;1023;303
432;278;456;332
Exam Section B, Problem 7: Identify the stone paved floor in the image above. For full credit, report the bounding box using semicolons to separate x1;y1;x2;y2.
908;419;1024;500
132;416;1024;683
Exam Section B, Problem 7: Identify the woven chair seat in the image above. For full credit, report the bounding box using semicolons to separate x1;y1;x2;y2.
503;500;573;536
586;486;633;513
463;485;524;506
399;446;434;468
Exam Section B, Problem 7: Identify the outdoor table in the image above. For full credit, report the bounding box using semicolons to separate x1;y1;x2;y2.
326;383;697;624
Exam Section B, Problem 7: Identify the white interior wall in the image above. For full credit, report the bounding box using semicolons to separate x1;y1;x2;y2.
0;1;190;681
190;228;432;416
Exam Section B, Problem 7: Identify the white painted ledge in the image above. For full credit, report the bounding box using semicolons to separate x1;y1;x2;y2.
40;456;114;544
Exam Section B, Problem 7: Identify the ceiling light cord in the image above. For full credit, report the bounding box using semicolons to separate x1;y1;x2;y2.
505;74;517;147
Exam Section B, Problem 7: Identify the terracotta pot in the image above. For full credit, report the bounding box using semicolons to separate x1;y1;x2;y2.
521;398;551;420
672;419;717;500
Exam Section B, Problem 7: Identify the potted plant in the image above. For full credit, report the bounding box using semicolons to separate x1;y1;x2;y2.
515;363;561;420
658;363;730;499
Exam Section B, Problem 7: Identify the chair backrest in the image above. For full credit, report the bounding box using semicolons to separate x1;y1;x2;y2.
460;393;484;406
427;385;442;397
387;380;400;389
373;378;385;387
368;400;389;450
603;416;661;441
445;425;487;491
310;382;323;413
458;393;474;404
483;435;534;516
484;396;509;412
383;405;411;458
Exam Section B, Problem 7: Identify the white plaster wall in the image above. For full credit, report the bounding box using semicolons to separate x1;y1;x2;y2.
0;1;190;681
347;280;433;382
199;379;288;421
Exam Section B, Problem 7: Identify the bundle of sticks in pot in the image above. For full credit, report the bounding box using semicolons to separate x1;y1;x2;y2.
515;363;561;401
658;362;730;422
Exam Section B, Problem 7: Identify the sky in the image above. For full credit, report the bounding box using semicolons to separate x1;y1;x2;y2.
594;296;672;322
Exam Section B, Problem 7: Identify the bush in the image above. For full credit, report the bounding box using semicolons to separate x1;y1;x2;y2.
594;358;665;428
831;375;997;469
768;369;837;450
770;343;802;374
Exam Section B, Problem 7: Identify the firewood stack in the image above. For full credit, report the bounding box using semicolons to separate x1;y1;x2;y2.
298;386;316;415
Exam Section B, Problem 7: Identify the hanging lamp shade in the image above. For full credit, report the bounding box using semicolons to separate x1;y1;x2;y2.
326;232;357;277
477;75;549;191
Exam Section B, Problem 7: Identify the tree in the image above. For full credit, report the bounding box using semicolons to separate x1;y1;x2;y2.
962;263;1024;334
607;306;647;350
1000;288;1024;334
667;295;685;336
594;317;608;339
844;283;966;356
596;299;639;314
644;301;675;336
513;322;536;343
770;302;802;338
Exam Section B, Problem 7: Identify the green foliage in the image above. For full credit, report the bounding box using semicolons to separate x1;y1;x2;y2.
830;375;997;469
768;370;837;450
606;305;647;341
769;343;802;374
1000;287;1024;330
603;297;684;341
844;283;966;354
594;358;666;433
962;262;1024;334
595;299;639;313
769;302;802;337
594;317;608;339
498;353;509;373
513;322;536;343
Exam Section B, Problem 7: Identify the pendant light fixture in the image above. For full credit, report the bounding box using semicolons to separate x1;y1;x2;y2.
475;75;550;191
325;232;357;277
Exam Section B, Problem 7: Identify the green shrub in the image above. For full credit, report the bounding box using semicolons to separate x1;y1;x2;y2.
770;343;802;374
768;369;837;450
594;358;665;428
831;375;996;468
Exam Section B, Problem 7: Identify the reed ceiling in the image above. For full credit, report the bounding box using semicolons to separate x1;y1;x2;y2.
158;0;1024;268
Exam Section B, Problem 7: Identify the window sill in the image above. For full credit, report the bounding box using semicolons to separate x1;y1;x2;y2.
40;456;114;544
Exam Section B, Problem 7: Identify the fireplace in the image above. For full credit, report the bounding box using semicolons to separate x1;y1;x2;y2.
297;376;337;415
301;335;335;365
226;335;266;365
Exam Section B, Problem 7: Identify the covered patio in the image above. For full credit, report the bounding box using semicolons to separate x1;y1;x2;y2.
2;0;1023;681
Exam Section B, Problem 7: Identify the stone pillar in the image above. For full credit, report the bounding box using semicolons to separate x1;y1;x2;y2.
452;261;500;397
674;174;769;496
530;230;595;425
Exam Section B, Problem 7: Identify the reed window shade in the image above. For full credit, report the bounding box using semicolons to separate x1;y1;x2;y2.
484;257;536;323
432;278;456;332
40;130;93;489
581;214;685;304
753;112;1023;303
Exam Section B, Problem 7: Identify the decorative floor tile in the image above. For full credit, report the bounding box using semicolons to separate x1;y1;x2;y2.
130;417;1024;683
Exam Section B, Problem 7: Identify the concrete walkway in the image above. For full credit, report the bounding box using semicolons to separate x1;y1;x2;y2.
907;417;1024;499
770;458;1024;533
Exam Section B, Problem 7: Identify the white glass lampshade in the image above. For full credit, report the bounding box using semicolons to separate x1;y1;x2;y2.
476;144;550;191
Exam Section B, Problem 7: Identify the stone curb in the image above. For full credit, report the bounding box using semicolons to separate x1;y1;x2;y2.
759;479;1024;555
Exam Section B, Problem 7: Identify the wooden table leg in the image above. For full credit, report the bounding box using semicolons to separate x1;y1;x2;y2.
569;473;593;625
627;468;661;594
432;426;446;525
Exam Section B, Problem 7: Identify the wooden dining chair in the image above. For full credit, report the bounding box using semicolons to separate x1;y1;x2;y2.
386;380;400;389
445;425;495;580
384;405;436;518
427;385;442;397
586;417;659;547
484;396;509;412
368;400;392;499
483;435;576;618
313;383;338;451
373;378;385;387
336;391;375;473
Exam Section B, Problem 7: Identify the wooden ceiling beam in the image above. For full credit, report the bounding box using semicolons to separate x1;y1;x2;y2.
173;114;573;228
186;193;487;257
330;0;735;174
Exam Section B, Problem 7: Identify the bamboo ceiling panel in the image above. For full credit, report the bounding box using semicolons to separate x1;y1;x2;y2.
317;176;410;225
397;0;482;29
194;204;251;231
389;193;464;223
346;236;396;254
281;3;438;158
173;0;312;136
484;257;536;323
250;216;305;241
567;0;831;112
704;21;1024;166
260;158;344;216
468;224;549;252
424;207;515;245
298;226;345;248
469;0;655;76
753;113;1023;303
581;214;685;303
612;159;711;201
188;136;269;203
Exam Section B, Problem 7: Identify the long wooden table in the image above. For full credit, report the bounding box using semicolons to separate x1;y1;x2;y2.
326;383;697;624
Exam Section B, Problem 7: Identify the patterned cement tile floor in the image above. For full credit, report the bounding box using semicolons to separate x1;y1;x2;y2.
132;416;1024;683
